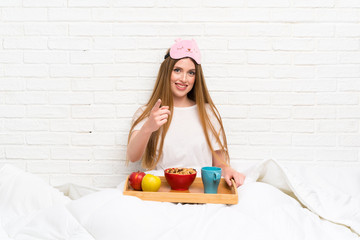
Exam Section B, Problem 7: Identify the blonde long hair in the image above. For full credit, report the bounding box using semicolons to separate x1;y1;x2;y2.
127;53;230;170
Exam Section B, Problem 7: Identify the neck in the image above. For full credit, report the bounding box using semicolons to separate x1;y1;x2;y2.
173;97;195;108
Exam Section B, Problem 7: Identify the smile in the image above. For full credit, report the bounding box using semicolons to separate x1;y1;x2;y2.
175;83;187;90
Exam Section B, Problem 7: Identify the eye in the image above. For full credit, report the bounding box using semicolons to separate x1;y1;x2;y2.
173;68;181;73
189;71;195;76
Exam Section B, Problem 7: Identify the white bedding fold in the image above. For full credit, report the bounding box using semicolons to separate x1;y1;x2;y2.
0;164;94;240
8;205;95;240
1;160;359;240
246;159;360;235
63;159;359;240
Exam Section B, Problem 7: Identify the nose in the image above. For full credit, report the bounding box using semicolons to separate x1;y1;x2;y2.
180;72;187;82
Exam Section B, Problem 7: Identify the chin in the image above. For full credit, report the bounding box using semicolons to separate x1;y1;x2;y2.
172;90;188;98
173;94;188;100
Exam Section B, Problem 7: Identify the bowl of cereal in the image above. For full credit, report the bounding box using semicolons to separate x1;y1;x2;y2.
164;168;197;191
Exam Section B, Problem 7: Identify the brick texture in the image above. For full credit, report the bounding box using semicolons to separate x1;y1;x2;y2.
1;1;359;187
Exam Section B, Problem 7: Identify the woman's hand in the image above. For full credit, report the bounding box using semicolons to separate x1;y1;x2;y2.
143;99;171;133
212;150;246;188
127;99;170;163
222;166;246;188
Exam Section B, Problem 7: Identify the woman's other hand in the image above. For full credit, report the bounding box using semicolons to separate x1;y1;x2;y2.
222;166;246;188
212;150;246;188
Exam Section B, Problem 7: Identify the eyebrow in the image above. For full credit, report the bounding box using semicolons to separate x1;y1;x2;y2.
174;66;196;71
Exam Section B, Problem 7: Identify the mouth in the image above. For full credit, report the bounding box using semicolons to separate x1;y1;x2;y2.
175;82;187;90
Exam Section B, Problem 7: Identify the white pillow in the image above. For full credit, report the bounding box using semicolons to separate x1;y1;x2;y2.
0;164;71;230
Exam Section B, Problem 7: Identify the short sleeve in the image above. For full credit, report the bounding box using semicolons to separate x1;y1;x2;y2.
206;105;223;151
132;106;148;132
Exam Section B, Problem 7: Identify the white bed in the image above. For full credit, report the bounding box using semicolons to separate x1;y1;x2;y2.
1;159;359;240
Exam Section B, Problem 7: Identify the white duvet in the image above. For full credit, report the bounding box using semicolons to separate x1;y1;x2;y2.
1;159;359;240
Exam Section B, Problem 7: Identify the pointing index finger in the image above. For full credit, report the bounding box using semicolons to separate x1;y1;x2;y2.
153;99;162;110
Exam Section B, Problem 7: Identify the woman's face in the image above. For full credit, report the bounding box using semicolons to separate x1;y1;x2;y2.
170;58;196;104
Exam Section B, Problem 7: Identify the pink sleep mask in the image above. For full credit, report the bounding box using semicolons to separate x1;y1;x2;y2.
166;38;201;64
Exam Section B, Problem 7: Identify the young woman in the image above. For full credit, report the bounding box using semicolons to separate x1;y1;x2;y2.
126;39;245;187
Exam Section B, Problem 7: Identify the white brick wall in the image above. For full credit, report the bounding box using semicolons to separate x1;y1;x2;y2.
1;1;360;187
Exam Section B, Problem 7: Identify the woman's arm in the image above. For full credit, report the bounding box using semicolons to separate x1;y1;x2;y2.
127;99;171;162
126;128;153;163
212;150;245;188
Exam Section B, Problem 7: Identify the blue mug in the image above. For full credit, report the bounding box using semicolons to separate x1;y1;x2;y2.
201;167;222;194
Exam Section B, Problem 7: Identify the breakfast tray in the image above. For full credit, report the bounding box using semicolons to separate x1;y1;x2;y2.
123;176;238;205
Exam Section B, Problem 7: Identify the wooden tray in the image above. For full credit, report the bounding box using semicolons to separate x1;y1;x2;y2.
123;176;238;205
